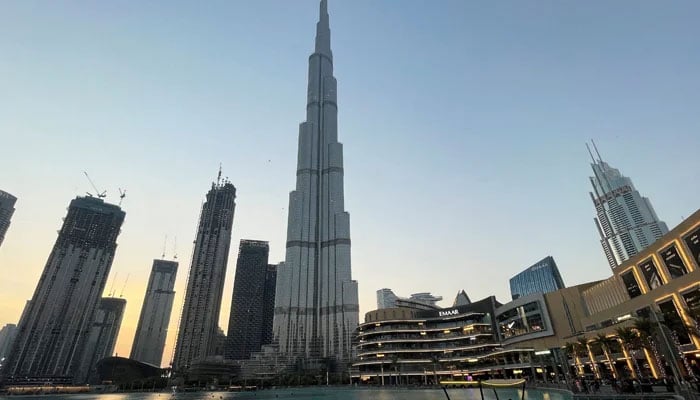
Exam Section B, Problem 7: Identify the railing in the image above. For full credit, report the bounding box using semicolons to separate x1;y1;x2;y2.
574;394;684;400
531;382;698;400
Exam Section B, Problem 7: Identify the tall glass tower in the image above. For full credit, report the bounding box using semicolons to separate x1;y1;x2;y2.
226;240;276;361
273;0;359;362
587;142;669;269
509;256;565;300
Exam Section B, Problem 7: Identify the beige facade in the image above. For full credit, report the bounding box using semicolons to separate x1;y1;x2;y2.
500;208;700;379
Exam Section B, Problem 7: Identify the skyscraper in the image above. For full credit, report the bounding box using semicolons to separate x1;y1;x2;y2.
226;240;277;360
0;324;17;366
173;177;236;371
75;297;126;383
0;190;17;248
130;259;178;367
509;256;565;300
273;0;359;362
587;143;669;269
3;196;125;383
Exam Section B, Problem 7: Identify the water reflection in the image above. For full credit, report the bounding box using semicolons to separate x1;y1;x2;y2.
0;388;572;400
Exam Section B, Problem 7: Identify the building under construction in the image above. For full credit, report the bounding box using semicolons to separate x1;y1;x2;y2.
130;259;178;367
2;196;125;384
172;176;236;374
0;189;17;248
75;297;127;384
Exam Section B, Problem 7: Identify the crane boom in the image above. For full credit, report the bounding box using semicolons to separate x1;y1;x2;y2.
83;171;107;198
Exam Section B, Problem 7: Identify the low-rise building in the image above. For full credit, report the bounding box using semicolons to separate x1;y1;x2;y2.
352;296;537;384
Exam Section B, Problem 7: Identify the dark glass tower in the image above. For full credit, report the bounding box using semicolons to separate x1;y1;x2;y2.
3;196;125;383
226;240;277;360
130;259;178;366
0;190;17;248
173;177;236;372
509;256;565;300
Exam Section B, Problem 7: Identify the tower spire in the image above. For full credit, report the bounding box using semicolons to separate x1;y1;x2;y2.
315;0;332;57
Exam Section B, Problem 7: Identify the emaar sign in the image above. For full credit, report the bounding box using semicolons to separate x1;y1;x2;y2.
438;309;459;317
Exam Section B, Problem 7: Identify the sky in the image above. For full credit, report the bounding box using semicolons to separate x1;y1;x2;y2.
1;0;699;367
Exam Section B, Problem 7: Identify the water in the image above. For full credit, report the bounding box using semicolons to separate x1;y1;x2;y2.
0;387;572;400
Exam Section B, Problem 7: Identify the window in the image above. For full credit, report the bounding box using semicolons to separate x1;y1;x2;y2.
639;258;663;290
681;288;700;324
658;300;691;345
683;226;700;269
621;271;642;298
636;306;651;319
497;301;546;339
661;245;688;279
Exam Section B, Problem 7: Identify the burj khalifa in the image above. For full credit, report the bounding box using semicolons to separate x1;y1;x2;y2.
273;0;359;361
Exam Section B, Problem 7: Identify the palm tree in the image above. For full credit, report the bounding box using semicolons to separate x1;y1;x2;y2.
633;318;665;378
615;327;642;378
564;342;584;377
593;333;619;379
576;337;599;378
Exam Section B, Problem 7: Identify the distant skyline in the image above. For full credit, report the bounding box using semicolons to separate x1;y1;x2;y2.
1;0;699;366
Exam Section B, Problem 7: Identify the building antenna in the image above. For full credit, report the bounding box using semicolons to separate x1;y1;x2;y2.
83;171;107;199
217;163;222;185
585;143;597;163
591;139;604;162
119;274;130;298
162;234;168;259
108;272;119;297
173;235;178;259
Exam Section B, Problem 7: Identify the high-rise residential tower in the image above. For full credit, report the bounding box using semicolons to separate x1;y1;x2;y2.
0;190;17;248
509;256;566;300
75;297;126;383
273;0;359;362
3;196;125;382
130;259;178;366
587;143;669;269
173;177;236;372
0;324;18;365
226;240;277;360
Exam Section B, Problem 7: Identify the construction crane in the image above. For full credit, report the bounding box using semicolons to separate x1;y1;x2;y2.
119;273;130;298
83;171;107;198
118;188;126;206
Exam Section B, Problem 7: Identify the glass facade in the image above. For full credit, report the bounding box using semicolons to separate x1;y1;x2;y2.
658;299;691;345
497;300;547;339
226;240;276;361
509;256;565;300
684;226;700;268
639;257;663;290
661;244;688;279
621;270;642;298
352;297;538;384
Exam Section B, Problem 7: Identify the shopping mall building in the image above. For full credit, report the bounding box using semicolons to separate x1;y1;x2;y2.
352;209;700;384
354;297;539;384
